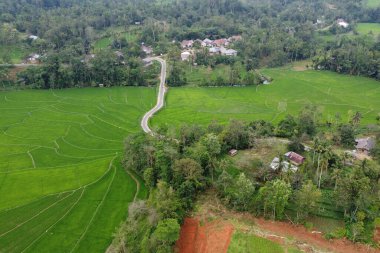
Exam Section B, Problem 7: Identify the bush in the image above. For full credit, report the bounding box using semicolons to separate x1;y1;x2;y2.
325;228;346;240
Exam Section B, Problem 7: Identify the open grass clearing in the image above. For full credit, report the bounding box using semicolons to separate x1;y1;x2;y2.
366;0;380;8
93;26;140;52
0;45;32;64
153;68;380;128
228;232;294;253
357;23;380;37
0;87;155;252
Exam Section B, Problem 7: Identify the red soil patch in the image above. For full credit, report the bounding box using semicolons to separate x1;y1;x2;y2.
175;218;234;253
255;218;380;253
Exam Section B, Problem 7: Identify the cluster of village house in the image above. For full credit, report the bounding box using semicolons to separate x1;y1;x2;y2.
179;35;242;61
24;17;349;64
314;18;349;29
140;36;242;62
229;136;375;173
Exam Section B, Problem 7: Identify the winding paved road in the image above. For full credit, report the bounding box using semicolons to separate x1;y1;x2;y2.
141;57;167;135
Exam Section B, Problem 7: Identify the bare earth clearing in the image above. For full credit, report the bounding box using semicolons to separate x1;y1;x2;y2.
175;218;234;253
176;190;380;253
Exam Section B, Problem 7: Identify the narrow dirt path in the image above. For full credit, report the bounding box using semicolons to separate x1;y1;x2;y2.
125;170;141;202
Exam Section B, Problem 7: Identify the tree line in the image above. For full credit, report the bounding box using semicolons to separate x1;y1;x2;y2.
1;0;379;82
16;50;159;88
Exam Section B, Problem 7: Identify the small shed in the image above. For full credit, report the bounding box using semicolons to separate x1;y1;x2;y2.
229;149;238;157
99;83;104;88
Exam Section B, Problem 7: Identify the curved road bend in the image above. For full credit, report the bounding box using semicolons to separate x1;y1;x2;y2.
141;57;167;135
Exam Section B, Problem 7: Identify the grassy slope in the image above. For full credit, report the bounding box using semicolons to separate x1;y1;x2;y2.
152;68;380;128
0;45;31;64
357;23;380;37
228;232;302;253
366;0;380;8
94;27;139;52
0;87;156;252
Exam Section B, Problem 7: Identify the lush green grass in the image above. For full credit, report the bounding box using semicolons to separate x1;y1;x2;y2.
366;0;380;8
94;29;139;52
184;64;231;86
94;37;113;50
228;232;295;253
0;87;156;252
153;68;380;128
0;45;31;63
357;23;380;37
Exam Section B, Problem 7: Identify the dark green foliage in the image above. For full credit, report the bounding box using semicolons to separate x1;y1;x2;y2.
298;113;316;137
371;135;380;161
335;167;380;242
249;120;274;137
288;136;305;154
17;51;157;88
276;115;298;138
256;179;292;220
222;120;249;150
339;124;356;148
152;219;180;250
293;181;321;221
167;62;187;87
313;37;380;80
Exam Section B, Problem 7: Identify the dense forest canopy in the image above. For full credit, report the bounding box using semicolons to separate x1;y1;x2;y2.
0;0;379;87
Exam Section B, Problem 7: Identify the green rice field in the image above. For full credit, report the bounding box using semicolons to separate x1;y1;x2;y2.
152;68;380;128
0;87;155;252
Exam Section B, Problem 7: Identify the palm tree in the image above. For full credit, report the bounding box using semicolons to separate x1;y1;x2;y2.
331;168;341;190
318;144;332;188
313;139;332;188
312;137;320;164
351;111;362;126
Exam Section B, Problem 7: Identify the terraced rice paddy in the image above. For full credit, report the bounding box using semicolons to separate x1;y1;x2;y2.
152;69;380;128
0;87;155;252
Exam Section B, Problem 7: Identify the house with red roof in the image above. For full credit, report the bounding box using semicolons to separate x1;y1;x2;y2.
284;151;305;166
